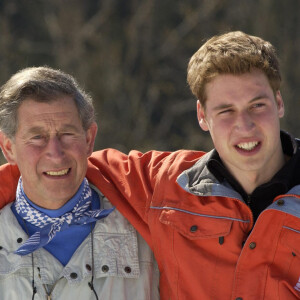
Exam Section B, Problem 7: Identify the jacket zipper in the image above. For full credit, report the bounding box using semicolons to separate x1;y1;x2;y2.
247;195;251;205
38;267;63;300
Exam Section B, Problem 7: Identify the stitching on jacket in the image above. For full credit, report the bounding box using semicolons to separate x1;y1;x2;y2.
150;206;250;223
283;226;300;234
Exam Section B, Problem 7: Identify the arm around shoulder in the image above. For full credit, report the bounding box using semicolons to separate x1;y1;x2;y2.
0;163;20;209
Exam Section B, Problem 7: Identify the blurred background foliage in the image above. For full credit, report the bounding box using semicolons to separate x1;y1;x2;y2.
1;0;300;164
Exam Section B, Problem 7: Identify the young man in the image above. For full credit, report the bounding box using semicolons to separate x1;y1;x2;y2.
0;67;159;299
87;31;300;299
1;31;300;299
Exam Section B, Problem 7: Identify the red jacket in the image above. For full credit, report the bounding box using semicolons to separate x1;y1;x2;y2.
1;149;300;300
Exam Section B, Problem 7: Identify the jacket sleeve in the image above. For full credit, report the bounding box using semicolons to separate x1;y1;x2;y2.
0;163;20;209
86;149;172;248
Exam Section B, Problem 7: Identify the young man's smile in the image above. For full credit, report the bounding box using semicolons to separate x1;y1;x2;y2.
235;140;261;154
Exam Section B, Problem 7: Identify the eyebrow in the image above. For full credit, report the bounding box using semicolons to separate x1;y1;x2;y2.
212;103;233;111
25;124;80;135
25;126;45;135
59;124;80;132
212;94;270;111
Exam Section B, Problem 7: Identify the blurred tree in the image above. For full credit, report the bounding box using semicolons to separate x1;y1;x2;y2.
0;0;300;165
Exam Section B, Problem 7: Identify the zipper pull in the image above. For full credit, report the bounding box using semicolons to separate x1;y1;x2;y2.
247;195;251;205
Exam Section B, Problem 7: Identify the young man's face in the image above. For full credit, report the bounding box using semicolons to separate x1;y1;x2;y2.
197;69;285;185
0;96;97;209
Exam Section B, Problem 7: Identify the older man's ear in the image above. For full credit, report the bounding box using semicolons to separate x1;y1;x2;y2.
0;132;17;165
85;122;98;157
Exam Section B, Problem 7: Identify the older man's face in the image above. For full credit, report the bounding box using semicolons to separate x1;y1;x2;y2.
1;96;97;209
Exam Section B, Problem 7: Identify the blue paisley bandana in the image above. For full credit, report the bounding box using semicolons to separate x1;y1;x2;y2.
14;177;114;256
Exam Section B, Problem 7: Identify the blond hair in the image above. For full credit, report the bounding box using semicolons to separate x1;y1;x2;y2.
187;31;281;107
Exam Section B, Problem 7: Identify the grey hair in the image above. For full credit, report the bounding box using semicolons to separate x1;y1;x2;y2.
0;66;95;138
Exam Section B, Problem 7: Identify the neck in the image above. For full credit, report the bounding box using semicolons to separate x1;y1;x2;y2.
18;178;87;214
230;153;287;195
237;172;269;194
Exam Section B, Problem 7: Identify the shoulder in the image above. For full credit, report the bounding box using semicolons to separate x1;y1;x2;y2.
89;148;205;167
0;164;19;209
0;203;17;224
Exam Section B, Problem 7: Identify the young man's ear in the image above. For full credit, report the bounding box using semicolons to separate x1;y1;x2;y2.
275;91;285;118
197;100;209;131
85;122;98;157
0;132;17;165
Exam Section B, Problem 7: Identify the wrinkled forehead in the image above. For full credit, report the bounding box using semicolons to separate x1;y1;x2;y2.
15;97;83;133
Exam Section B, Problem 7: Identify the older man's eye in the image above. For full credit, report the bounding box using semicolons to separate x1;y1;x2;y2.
60;132;76;138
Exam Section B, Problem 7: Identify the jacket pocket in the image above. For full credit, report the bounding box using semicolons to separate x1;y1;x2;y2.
269;225;300;299
281;226;300;257
158;207;233;240
279;226;300;298
93;209;141;279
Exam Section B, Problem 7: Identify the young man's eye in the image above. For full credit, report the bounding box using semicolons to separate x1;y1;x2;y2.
252;103;265;109
219;109;233;115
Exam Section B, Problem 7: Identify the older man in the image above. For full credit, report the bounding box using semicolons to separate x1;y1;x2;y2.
0;67;159;299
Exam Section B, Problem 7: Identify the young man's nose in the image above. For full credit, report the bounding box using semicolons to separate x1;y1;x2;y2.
234;111;255;132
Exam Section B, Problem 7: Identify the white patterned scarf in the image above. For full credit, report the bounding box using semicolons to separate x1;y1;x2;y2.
14;177;114;256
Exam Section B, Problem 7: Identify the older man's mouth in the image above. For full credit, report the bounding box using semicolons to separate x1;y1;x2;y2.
45;168;70;176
